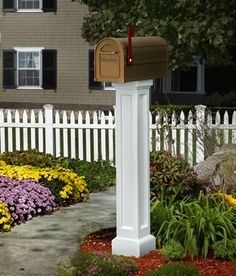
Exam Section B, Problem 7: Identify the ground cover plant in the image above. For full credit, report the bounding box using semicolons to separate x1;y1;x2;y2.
0;149;115;232
0;176;55;224
150;150;236;260
56;251;137;276
0;201;12;231
0;161;89;205
146;262;201;276
150;150;209;200
0;149;116;192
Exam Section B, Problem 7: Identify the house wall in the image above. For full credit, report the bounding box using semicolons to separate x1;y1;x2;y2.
0;0;115;110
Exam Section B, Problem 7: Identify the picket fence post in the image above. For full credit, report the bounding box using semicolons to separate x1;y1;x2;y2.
195;105;206;163
44;104;54;155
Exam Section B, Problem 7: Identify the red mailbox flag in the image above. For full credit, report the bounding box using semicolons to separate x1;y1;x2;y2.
128;27;135;65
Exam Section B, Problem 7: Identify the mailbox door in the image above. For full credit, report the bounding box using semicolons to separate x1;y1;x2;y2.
95;42;123;82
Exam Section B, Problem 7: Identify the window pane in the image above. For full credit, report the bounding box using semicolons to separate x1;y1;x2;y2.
18;0;40;9
19;70;39;86
19;52;39;69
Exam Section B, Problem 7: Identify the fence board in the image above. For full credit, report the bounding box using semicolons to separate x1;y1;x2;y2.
85;111;91;162
38;111;44;152
63;111;69;157
179;111;185;156
187;111;193;166
93;112;99;161
23;110;28;151
223;111;229;144
70;111;76;159
55;111;61;157
30;110;36;149
15;110;20;151
7;110;13;152
100;112;106;160
78;112;83;160
171;112;177;155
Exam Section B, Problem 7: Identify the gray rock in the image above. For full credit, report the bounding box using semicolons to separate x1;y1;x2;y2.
194;144;236;194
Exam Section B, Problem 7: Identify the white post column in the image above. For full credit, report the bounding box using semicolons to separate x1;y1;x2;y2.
112;80;156;257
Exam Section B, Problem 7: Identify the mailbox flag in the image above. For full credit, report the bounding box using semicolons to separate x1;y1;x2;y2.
128;28;135;65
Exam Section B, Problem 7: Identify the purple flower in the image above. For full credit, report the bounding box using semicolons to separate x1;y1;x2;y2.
0;176;55;224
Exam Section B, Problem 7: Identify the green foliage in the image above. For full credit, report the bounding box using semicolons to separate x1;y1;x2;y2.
61;159;116;192
206;91;236;107
150;105;193;116
150;151;205;200
0;149;57;167
81;0;236;68
146;262;201;276
151;194;236;258
56;251;137;276
212;239;236;260
0;150;116;193
160;239;185;260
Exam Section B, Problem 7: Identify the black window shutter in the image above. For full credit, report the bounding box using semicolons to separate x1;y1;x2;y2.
42;0;57;12
42;50;57;90
3;50;16;89
89;49;103;90
3;0;16;11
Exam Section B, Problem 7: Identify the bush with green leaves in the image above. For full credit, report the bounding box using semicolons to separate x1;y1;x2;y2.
150;151;207;200
56;251;137;276
160;239;185;260
0;149;116;193
0;149;57;167
151;193;236;258
212;239;236;260
146;262;201;276
61;159;116;192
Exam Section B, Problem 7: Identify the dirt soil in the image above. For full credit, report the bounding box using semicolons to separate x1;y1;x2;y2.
80;228;236;276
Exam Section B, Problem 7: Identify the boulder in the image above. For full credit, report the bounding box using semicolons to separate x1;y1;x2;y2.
194;144;236;194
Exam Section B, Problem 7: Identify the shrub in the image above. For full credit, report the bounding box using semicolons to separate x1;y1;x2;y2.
146;262;201;276
56;252;137;276
0;202;12;232
151;193;236;258
212;239;236;260
0;150;116;193
0;149;57;167
0;161;89;205
0;176;55;224
64;159;116;192
39;167;89;205
150;151;206;200
160;239;185;260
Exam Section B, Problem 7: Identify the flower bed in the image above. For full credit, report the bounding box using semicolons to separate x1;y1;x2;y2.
0;159;89;232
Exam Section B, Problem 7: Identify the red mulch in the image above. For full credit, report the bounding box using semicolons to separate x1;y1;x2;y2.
80;228;236;276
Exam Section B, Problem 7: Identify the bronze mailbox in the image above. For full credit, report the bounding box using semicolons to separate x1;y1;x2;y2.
94;36;168;83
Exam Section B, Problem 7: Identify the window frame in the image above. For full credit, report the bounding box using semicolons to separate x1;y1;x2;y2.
17;0;43;12
14;47;44;89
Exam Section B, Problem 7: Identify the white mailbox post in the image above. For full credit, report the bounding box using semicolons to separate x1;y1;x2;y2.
94;35;168;257
111;80;156;257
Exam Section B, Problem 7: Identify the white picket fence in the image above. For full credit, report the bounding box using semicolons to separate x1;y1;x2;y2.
0;104;236;166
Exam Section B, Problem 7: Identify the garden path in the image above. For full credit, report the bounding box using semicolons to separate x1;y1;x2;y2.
0;187;116;276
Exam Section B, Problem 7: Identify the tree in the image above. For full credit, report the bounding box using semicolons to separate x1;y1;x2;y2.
81;0;236;68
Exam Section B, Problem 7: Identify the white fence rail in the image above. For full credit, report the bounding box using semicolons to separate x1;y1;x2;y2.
0;104;236;166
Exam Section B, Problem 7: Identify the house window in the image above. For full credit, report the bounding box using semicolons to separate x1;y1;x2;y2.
17;50;41;87
18;0;41;10
3;48;57;89
3;0;57;12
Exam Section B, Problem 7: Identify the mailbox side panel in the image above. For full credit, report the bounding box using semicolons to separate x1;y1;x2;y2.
124;44;168;82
